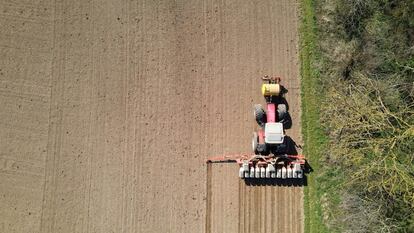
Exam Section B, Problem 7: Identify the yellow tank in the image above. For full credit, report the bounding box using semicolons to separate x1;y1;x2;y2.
261;83;281;96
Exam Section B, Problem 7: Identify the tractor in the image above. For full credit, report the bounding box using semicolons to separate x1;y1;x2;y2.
206;76;306;180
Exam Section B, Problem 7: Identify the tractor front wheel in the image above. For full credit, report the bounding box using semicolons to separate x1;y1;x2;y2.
254;104;266;126
277;104;287;121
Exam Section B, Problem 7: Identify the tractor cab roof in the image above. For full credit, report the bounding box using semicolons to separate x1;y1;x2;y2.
264;122;284;144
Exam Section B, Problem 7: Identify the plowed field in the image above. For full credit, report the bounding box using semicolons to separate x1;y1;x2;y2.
0;0;302;232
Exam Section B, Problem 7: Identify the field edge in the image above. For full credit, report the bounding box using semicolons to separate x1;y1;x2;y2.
298;0;329;232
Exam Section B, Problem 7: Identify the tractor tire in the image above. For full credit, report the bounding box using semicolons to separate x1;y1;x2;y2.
252;132;258;154
254;104;266;126
277;104;287;121
272;143;288;155
256;143;268;155
282;112;292;129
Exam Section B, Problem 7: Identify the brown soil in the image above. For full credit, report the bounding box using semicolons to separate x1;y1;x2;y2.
0;0;302;232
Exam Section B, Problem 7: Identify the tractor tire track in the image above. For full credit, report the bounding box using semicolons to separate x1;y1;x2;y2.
206;0;303;232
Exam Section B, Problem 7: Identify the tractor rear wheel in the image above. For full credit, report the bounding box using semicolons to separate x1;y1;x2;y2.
256;143;268;155
252;132;258;154
254;104;266;126
282;112;292;129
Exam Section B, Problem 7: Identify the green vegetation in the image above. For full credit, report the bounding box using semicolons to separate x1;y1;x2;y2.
300;0;338;232
300;0;414;232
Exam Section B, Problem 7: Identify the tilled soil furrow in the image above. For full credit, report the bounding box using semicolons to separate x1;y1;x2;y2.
2;0;302;232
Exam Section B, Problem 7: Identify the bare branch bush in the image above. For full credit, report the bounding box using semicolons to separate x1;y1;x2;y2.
340;192;400;233
321;74;414;205
313;0;414;232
